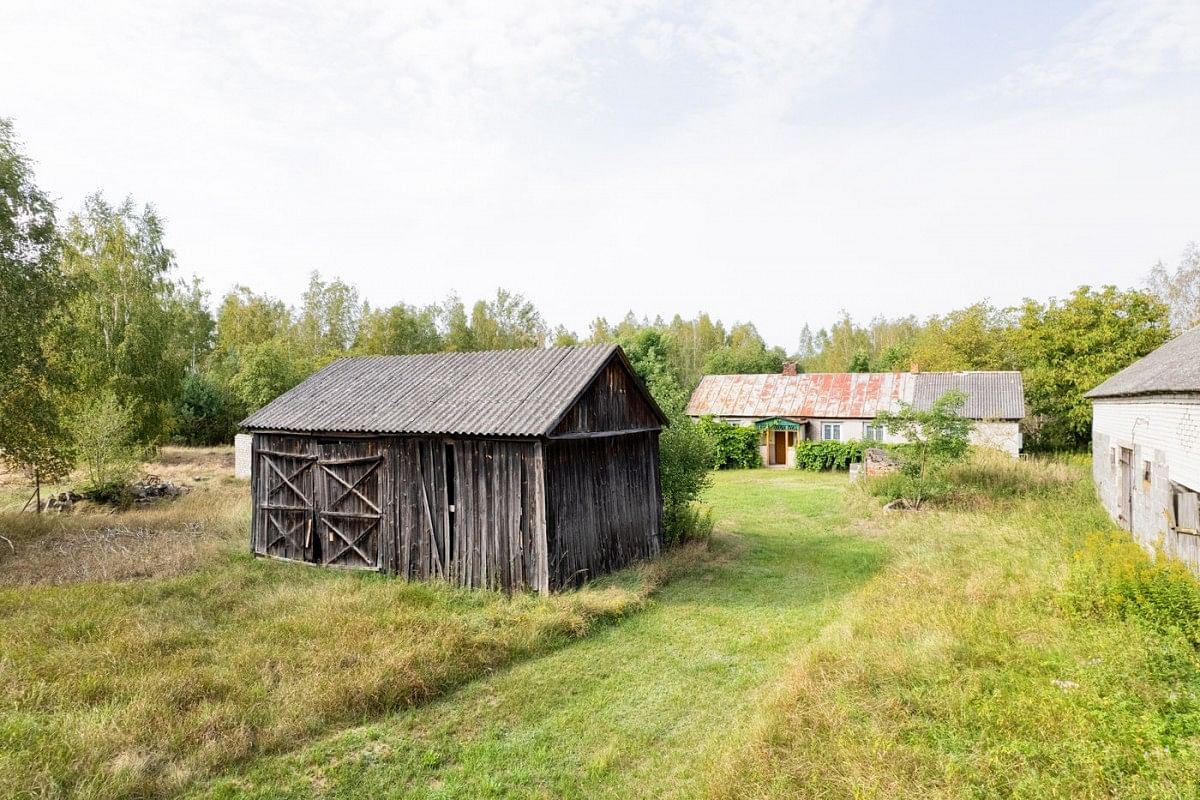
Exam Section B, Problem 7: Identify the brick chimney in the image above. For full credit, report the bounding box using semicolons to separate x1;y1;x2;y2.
782;361;798;376
910;361;920;373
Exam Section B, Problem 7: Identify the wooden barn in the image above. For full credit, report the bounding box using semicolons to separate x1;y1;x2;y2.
239;344;667;593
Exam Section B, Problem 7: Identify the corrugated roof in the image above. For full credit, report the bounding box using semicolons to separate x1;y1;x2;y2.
1086;327;1200;399
912;372;1025;419
240;344;659;437
687;371;1025;420
687;373;913;419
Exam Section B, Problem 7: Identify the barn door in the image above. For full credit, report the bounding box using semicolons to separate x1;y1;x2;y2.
316;441;386;570
257;448;318;562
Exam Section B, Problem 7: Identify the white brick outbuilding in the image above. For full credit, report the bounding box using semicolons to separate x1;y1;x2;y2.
1087;328;1200;573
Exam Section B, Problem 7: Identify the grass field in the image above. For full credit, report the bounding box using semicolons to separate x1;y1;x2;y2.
0;449;704;799
4;451;1199;798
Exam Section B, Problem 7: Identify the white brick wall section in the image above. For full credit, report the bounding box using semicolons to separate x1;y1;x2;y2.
234;433;252;478
1093;399;1200;491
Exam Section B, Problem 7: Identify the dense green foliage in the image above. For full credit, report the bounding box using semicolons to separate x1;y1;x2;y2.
174;372;242;446
1015;287;1170;448
59;194;201;445
794;440;865;471
0;118;74;484
696;417;761;469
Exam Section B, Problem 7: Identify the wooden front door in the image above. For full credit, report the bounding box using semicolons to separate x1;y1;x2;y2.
257;448;317;562
773;431;788;465
316;441;386;570
1118;447;1133;531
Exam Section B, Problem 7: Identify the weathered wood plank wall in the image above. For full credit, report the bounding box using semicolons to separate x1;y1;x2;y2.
544;431;662;589
251;399;656;592
392;436;549;592
552;359;661;436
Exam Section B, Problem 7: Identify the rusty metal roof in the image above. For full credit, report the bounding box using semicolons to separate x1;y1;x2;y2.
687;371;1025;421
1086;327;1200;399
240;344;664;437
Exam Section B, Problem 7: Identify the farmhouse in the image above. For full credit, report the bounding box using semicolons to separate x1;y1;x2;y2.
687;365;1025;465
239;344;667;593
1086;327;1200;572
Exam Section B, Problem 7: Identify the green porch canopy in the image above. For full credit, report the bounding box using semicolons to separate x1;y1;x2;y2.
753;417;805;431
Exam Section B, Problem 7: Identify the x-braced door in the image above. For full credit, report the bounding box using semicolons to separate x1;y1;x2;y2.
317;442;386;569
257;448;317;562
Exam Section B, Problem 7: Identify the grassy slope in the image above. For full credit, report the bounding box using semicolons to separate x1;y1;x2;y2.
192;471;886;799
709;463;1200;799
0;451;686;800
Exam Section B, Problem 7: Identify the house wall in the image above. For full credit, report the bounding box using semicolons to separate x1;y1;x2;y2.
804;419;904;446
970;421;1022;457
696;415;1021;456
1092;397;1200;573
544;431;662;590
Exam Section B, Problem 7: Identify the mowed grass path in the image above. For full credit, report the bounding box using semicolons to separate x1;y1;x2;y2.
196;470;884;799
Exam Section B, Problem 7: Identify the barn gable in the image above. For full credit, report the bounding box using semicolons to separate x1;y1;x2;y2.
549;350;668;437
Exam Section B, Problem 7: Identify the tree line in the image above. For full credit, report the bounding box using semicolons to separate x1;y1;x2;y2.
1;117;1195;496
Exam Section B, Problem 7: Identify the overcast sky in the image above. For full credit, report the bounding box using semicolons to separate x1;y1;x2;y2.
3;0;1198;349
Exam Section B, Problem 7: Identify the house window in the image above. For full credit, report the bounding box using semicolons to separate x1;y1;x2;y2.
864;424;884;442
821;422;841;441
1143;460;1152;489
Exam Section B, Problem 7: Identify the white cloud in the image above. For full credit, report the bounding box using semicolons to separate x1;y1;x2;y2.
1002;0;1200;94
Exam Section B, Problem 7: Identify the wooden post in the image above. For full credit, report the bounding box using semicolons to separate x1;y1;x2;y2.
34;466;41;515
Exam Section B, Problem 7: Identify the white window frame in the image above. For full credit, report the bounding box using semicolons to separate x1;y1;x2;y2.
821;422;841;441
863;423;884;442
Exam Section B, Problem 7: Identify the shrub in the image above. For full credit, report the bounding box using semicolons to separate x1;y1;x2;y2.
174;372;244;446
664;502;715;547
696;417;761;469
70;391;142;502
658;411;715;546
1064;531;1200;649
794;440;864;471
